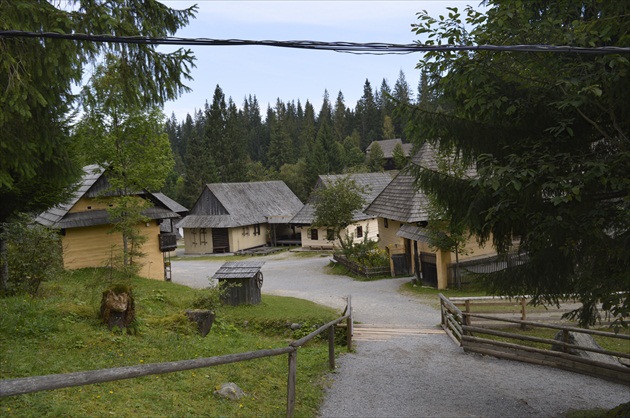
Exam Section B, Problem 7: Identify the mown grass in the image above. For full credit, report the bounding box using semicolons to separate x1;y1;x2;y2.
0;268;342;417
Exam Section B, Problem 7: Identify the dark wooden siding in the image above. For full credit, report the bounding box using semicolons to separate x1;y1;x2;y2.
191;189;229;216
212;228;229;253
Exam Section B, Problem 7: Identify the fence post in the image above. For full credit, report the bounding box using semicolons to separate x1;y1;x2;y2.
346;295;353;352
520;297;527;330
287;349;297;418
463;299;471;335
328;325;335;370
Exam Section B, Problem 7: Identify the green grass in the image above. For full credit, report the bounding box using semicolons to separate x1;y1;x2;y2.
0;268;342;417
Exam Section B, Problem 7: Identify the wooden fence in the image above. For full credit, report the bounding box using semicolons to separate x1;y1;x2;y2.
332;254;390;278
449;295;579;328
1;296;354;418
439;294;630;385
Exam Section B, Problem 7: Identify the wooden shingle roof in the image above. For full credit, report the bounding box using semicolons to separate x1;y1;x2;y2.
36;165;182;229
177;181;303;229
290;172;393;225
211;261;265;280
365;142;475;223
366;138;413;158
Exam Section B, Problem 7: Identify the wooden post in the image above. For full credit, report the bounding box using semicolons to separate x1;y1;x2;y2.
287;349;297;418
346;295;353;351
520;297;527;330
464;299;471;335
328;325;335;370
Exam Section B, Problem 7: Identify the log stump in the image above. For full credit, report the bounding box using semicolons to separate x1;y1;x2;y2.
100;287;136;332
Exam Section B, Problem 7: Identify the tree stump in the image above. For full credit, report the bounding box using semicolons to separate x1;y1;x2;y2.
100;287;136;332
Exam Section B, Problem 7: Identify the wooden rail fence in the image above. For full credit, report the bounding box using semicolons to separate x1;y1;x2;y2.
1;296;354;418
439;294;630;385
332;254;390;278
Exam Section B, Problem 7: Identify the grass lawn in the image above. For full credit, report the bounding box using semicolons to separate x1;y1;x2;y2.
0;268;343;417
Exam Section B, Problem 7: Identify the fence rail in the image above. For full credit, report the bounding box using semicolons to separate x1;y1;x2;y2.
1;296;353;418
439;294;630;385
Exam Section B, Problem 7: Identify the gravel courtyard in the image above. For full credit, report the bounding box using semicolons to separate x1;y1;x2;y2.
172;251;629;417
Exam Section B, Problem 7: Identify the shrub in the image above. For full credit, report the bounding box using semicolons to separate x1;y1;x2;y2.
340;237;388;268
1;215;64;296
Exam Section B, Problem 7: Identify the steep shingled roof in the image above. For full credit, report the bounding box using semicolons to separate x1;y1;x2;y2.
290;172;393;225
36;165;181;229
176;181;303;229
364;141;476;223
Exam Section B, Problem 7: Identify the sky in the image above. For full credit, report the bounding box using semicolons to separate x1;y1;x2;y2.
160;1;485;121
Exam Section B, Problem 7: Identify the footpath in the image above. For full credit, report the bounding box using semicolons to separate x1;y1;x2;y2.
172;252;630;418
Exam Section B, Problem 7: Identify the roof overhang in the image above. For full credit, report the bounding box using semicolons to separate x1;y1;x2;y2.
396;223;432;243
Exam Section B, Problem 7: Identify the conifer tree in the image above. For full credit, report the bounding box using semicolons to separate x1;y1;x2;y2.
409;1;630;326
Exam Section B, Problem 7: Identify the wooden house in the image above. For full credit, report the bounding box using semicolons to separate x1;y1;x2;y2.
36;165;185;281
365;143;496;289
290;172;393;249
177;181;303;254
366;138;413;171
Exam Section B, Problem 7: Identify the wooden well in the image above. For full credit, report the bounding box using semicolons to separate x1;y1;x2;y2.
212;261;265;306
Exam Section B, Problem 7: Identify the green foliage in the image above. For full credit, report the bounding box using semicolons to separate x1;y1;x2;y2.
391;142;408;170
1;0;195;218
191;281;232;312
407;1;630;327
366;142;385;172
341;237;388;268
76;56;175;273
0;215;63;296
313;176;367;250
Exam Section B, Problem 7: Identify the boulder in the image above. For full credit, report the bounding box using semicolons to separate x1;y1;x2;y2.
185;310;215;337
214;382;246;400
551;331;622;366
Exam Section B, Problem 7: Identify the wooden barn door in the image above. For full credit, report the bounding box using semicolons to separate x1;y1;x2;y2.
420;252;437;287
212;228;229;253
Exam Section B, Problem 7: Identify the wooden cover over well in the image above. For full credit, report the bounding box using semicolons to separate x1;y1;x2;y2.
212;261;265;280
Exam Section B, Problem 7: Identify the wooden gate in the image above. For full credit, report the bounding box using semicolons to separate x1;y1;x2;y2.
420;252;437;287
211;228;229;253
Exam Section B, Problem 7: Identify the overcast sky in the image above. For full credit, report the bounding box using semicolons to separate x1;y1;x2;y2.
160;1;484;121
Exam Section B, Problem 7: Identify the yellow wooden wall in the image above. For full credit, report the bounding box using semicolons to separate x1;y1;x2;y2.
183;225;271;254
296;218;379;249
62;223;165;281
229;225;268;252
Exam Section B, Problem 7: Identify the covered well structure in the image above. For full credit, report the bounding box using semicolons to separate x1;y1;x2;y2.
212;261;265;306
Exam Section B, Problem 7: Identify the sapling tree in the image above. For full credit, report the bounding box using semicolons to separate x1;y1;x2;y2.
313;176;367;251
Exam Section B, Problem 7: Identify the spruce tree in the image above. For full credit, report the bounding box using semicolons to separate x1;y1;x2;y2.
409;0;630;327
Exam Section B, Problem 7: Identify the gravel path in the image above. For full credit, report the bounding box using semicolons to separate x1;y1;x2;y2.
172;252;629;417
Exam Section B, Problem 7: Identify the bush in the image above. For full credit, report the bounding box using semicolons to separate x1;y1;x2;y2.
340;237;388;268
1;216;64;296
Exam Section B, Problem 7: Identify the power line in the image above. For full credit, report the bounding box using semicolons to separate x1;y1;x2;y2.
1;30;629;55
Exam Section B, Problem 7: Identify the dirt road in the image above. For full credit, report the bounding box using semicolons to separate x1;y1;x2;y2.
172;252;630;417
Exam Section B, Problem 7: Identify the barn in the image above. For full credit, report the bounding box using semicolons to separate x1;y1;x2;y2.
177;181;303;254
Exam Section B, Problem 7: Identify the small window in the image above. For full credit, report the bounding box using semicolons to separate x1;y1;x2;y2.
383;218;389;228
356;226;363;238
326;229;335;241
309;228;318;240
254;224;261;236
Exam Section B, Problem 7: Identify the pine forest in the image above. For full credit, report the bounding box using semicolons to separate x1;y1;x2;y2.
162;70;428;206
